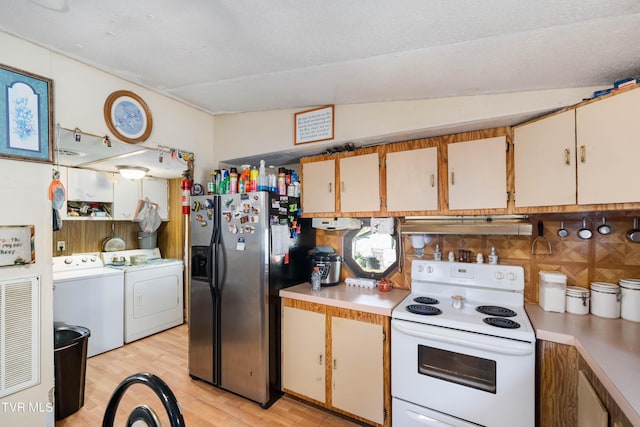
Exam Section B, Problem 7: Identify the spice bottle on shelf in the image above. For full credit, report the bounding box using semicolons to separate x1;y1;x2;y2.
488;247;498;265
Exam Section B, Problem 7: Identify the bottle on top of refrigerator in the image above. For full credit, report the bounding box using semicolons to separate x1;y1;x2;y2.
268;165;277;193
249;166;258;192
219;169;229;194
229;168;238;193
278;167;287;195
239;165;250;193
258;160;268;191
214;170;222;194
207;171;217;195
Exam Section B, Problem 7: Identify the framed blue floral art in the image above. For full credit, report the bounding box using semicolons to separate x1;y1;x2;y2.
0;64;54;163
103;90;153;144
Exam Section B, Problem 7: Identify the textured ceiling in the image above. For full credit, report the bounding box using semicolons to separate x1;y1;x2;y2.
1;0;640;116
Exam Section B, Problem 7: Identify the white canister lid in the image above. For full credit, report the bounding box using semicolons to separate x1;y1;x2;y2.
566;286;590;296
619;278;640;290
539;270;568;283
590;282;620;293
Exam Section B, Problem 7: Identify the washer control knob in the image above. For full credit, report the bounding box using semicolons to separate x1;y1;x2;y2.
64;258;73;264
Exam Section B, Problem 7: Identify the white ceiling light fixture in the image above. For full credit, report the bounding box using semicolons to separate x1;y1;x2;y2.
117;165;148;180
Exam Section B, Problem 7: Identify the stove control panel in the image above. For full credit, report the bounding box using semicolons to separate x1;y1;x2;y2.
411;259;524;291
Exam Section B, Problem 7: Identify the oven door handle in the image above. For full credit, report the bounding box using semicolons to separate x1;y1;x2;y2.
392;321;534;356
406;410;456;426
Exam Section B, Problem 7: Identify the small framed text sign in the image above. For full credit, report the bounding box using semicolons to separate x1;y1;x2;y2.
0;225;35;267
294;105;334;145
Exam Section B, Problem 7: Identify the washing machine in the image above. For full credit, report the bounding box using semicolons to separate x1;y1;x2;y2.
53;254;125;357
101;248;184;343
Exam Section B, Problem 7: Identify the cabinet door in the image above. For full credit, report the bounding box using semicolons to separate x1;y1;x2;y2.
302;159;335;214
386;146;438;212
141;178;169;220
513;111;577;207
113;174;141;220
577;370;608;427
282;306;326;403
576;88;640;205
331;316;384;425
339;153;380;213
447;136;507;210
66;168;114;202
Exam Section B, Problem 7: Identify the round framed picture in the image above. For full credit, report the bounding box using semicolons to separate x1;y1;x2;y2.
103;90;153;144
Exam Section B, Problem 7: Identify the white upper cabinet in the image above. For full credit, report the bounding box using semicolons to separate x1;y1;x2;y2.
141;178;169;221
576;87;640;205
66;168;113;202
513;110;577;208
113;174;142;221
339;153;380;213
386;146;438;212
301;159;336;214
447;136;508;211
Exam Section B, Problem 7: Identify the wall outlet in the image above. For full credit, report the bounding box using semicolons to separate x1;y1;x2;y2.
57;241;65;252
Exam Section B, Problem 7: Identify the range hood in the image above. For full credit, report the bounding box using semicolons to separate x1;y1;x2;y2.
401;216;532;236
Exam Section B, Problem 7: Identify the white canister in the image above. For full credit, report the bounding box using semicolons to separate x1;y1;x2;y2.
565;286;590;315
619;278;640;322
539;271;567;313
590;282;621;318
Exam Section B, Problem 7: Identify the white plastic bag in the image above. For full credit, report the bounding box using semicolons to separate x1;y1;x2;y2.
135;197;162;232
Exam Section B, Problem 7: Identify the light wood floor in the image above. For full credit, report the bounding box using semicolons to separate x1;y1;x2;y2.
55;324;360;426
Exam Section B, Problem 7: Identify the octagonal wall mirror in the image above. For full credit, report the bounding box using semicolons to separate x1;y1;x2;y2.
343;220;399;279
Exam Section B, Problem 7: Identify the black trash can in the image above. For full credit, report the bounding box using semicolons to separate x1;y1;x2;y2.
54;322;90;421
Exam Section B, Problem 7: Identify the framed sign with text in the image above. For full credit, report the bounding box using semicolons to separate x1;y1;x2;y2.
294;105;334;145
0;225;35;267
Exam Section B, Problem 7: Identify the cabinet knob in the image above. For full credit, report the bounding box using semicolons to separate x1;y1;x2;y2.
319;353;323;365
580;145;586;163
451;171;455;186
564;148;571;165
430;174;435;188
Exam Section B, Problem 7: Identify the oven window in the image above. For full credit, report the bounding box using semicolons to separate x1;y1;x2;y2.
418;345;497;394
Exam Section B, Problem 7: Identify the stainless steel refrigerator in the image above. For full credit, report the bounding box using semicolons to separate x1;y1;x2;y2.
188;191;314;407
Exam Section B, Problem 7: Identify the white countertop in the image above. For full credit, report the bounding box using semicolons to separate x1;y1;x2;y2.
525;303;640;426
280;282;410;317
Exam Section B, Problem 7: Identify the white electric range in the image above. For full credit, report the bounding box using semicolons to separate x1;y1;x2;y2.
391;259;535;427
100;248;184;343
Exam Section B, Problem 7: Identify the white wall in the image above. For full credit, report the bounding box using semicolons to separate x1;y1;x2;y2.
0;30;215;426
213;87;604;164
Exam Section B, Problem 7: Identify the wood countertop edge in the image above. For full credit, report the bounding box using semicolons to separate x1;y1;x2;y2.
525;303;640;426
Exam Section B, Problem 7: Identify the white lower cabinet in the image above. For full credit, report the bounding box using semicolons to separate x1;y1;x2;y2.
331;316;384;425
282;299;388;426
282;305;326;403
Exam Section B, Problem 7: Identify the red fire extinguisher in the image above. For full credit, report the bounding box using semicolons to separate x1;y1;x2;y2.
181;172;192;215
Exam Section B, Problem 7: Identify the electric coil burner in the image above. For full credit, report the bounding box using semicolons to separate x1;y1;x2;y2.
413;296;439;305
406;304;442;316
483;317;521;329
476;305;517;317
391;260;536;427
